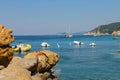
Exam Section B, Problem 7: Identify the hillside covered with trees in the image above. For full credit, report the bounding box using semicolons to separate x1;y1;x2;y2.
84;22;120;35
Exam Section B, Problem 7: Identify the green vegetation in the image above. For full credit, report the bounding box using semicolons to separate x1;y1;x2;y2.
90;22;120;34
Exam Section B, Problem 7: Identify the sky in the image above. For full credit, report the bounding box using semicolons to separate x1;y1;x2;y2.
0;0;120;35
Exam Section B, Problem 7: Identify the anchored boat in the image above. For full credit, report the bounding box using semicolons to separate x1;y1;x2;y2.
13;43;31;52
41;42;50;47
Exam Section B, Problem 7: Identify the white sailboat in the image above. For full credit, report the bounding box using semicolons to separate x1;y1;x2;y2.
65;33;73;38
64;25;73;38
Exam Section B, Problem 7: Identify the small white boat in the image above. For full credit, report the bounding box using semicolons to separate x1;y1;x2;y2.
65;33;73;38
41;42;50;47
89;42;96;46
73;41;83;45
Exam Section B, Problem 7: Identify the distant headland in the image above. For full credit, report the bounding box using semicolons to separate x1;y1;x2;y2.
84;22;120;36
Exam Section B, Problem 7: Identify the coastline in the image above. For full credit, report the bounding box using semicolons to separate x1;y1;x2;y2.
0;25;60;80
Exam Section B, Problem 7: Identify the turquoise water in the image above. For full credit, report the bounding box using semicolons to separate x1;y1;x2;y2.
11;35;120;80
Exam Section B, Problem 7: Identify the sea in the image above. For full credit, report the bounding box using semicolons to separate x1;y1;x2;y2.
10;35;120;80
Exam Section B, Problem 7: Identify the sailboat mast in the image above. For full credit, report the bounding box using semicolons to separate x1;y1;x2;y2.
65;24;73;37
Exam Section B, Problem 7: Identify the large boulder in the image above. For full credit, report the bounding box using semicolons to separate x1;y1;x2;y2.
0;50;60;80
0;24;60;80
24;50;60;73
0;24;14;67
0;57;32;80
0;24;14;46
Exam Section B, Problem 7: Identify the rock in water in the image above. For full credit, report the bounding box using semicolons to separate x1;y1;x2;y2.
0;25;60;80
24;50;60;73
0;51;60;80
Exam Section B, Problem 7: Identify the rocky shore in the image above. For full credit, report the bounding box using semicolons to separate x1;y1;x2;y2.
112;30;120;36
84;30;110;36
0;24;60;80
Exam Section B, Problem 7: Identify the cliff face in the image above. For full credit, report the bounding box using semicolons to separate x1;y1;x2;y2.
84;22;120;35
0;25;60;80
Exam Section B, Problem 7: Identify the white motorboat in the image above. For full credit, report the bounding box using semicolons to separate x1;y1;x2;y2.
41;42;50;47
89;42;96;46
73;41;83;45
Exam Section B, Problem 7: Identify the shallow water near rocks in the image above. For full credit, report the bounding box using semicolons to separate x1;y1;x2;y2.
11;35;120;80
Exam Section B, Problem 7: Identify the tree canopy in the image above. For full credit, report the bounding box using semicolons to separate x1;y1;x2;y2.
89;22;120;34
